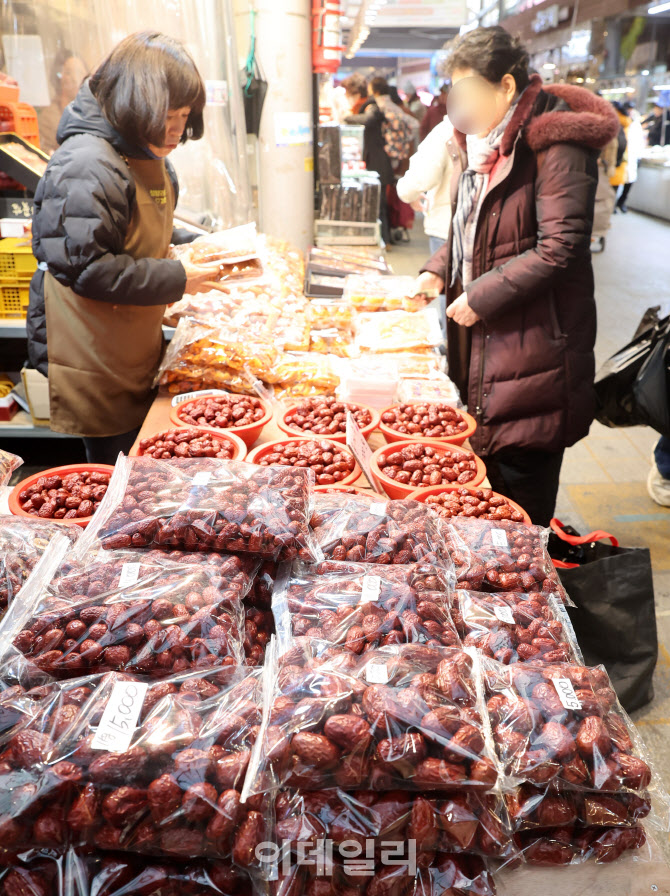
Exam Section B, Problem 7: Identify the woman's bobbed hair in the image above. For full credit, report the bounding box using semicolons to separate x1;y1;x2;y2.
447;26;530;93
89;31;205;147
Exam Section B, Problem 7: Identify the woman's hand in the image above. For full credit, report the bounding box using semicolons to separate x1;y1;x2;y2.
410;195;427;213
446;292;481;327
181;260;222;295
413;271;445;302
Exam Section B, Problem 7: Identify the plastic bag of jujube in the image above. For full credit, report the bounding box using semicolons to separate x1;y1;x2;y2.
272;559;458;657
2;537;256;679
311;494;453;575
0;667;270;864
0;449;23;488
453;590;581;666
81;456;319;562
444;519;570;603
248;640;499;795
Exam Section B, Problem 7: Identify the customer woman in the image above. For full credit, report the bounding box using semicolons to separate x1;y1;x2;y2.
28;32;215;463
415;26;618;525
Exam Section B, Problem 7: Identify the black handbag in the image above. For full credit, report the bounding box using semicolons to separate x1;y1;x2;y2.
550;519;658;713
594;307;670;432
240;11;267;137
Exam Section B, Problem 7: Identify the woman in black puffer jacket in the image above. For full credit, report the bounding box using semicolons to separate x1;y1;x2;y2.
28;31;215;463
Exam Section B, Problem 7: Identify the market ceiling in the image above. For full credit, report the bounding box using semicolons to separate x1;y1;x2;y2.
341;0;462;59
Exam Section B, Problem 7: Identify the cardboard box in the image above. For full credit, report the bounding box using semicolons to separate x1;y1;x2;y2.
21;366;49;425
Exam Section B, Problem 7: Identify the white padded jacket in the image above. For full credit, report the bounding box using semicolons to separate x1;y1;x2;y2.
396;118;454;240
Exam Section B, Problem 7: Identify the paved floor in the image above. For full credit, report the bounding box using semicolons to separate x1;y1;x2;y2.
390;212;670;848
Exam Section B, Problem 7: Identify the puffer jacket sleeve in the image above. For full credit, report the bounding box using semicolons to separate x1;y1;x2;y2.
397;122;451;202
465;142;597;322
32;136;186;306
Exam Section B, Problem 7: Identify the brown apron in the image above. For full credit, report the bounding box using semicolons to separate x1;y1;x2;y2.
45;156;174;437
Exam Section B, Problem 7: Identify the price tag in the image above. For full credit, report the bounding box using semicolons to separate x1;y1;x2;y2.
118;563;141;589
365;663;389;684
552;678;582;711
193;471;213;485
491;529;509;550
493;605;515;625
368;502;387;516
92;681;149;753
171;389;228;407
360;575;382;603
346;411;384;494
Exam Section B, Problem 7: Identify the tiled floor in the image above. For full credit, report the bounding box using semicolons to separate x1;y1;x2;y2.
390;212;670;852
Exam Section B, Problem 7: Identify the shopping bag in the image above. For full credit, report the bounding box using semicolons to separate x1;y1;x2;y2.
549;519;658;713
594;307;670;429
633;326;670;437
240;11;267;137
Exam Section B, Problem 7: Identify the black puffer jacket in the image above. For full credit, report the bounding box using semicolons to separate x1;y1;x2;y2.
28;81;191;376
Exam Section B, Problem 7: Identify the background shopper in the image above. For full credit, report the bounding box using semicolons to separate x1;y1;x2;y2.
610;102;630;210
414;26;619;526
616;101;645;213
27;31;214;464
38;50;88;153
420;83;449;140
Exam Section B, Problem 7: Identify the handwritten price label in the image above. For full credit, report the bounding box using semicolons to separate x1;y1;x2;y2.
346;411;384;493
491;529;509;550
366;663;389;684
171;389;229;407
92;681;149;753
360;575;382;603
552;678;582;711
493;605;515;625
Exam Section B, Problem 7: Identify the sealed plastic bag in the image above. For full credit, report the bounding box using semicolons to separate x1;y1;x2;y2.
342;274;423;312
454;590;581;666
0;667;268;862
6;540;256;678
311;495;452;572
513;823;649;866
272;559;458;656
85;457;318;561
505;782;652;832
170;223;258;267
419;487;527;523
0;449;22;487
253;642;499;793
0;516;79;615
355;308;443;354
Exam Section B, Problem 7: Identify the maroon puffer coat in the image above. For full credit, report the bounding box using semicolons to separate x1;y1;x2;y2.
423;75;619;457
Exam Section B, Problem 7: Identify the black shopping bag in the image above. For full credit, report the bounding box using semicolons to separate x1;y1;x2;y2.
550;520;658;713
634;326;670;438
594;307;670;430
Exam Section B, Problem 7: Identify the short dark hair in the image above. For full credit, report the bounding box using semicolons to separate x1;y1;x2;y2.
342;73;367;99
446;26;530;93
89;31;205;147
369;76;390;96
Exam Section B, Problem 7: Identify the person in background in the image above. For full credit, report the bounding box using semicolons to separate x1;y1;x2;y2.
389;85;420;151
644;103;667;146
413;26;619;526
0;71;18;88
591;129;617;252
27;31;215;464
407;89;427;123
648;437;670;507
610;102;630;211
344;74;394;245
616;101;645;212
38;51;88;153
397;116;454;256
419;83;449;140
342;72;368;116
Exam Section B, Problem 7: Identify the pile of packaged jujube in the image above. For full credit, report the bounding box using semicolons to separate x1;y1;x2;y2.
0;450;667;896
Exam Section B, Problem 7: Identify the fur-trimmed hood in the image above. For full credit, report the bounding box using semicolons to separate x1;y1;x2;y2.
454;74;620;156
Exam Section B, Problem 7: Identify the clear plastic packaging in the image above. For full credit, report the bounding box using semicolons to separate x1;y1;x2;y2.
82;457;318;562
253;641;499;793
512;823;649;866
454;590;581;666
307;300;355;332
419;488;528;523
397;377;464;407
170;223;259;267
0;516;79;616
0;667;268;862
5;541;258;678
483;659;668;806
445;519;570;603
272;559;458;657
311;494;453;573
505;783;652;832
275;788;513;861
355;308;444;354
342;274;424;312
0;449;22;487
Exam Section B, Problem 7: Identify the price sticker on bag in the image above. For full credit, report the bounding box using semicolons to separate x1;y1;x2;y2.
118;562;141;589
360;575;382;603
552;678;582;711
193;471;213;485
493;605;515;625
366;663;389;684
346;411;384;493
491;529;509;550
92;681;149;753
171;389;228;407
369;502;388;516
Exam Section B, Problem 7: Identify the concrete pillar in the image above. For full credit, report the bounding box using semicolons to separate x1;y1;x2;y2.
233;0;314;250
603;16;623;78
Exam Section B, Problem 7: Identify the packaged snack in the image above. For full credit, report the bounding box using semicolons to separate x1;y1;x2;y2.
355;308;443;354
170;223;258;267
343;275;424;312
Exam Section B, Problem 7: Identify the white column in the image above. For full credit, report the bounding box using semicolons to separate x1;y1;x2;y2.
233;0;314;250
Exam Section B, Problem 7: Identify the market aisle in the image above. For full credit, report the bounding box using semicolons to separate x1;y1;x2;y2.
390;212;670;813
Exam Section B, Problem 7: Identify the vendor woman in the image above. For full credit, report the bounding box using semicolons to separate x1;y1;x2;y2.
28;31;217;463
